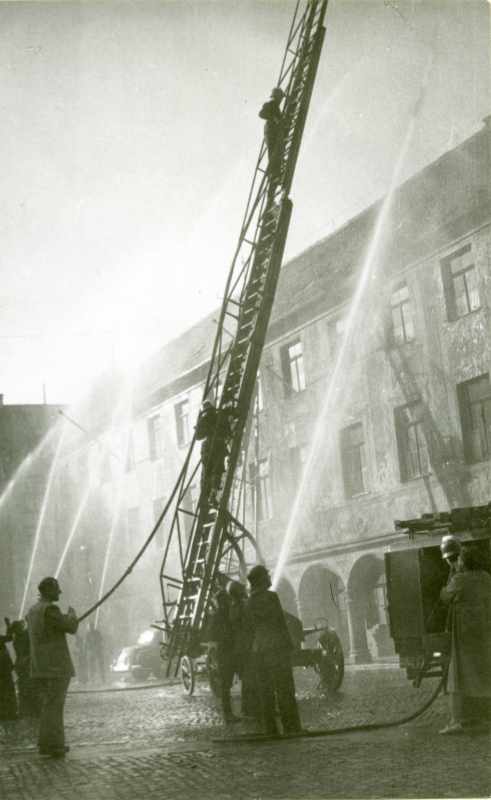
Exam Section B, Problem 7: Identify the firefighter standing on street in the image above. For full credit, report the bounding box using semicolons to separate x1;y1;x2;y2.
26;577;78;757
0;621;17;721
227;580;258;720
7;618;41;717
208;589;240;724
246;564;301;736
439;545;491;735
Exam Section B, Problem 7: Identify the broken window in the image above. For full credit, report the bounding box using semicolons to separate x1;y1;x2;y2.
281;339;306;394
340;422;368;497
394;402;430;481
390;282;415;344
441;245;480;320
457;374;491;464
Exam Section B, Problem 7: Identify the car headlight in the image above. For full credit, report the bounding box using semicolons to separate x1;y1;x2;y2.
137;629;155;645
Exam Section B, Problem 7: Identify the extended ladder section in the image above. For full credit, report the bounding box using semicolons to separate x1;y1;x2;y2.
159;0;328;676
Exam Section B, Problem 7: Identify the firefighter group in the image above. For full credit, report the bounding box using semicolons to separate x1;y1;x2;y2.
1;533;491;759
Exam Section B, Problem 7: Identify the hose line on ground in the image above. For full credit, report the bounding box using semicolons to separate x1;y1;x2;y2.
67;680;180;695
214;675;446;743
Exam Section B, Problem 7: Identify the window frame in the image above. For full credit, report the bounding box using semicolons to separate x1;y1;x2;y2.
441;245;480;321
147;414;164;461
457;374;491;464
340;422;368;499
250;457;273;522
394;401;430;482
280;339;306;395
390;282;415;344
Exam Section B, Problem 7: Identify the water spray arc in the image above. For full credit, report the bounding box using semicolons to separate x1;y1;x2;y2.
94;394;134;629
19;420;68;617
53;483;93;580
54;386;133;583
0;423;59;511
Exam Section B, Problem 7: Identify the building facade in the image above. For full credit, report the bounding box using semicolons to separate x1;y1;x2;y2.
18;119;490;664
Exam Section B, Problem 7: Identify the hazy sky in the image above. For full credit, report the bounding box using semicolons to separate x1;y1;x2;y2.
1;0;489;404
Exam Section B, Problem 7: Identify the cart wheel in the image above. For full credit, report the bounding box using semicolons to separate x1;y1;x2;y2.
181;655;195;696
318;635;344;692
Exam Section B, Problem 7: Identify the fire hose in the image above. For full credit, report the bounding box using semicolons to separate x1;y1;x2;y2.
214;673;446;743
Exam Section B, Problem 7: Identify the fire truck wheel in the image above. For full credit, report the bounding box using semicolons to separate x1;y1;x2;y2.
317;637;344;692
181;655;195;696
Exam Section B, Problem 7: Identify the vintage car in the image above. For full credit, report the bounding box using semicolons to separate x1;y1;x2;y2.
111;628;164;682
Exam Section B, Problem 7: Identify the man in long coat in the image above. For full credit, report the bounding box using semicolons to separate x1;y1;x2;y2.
208;589;238;723
27;577;78;756
246;564;301;736
0;628;17;721
228;580;258;719
439;546;491;734
8;619;41;717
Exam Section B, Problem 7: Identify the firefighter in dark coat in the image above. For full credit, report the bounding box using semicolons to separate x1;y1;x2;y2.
7;619;41;717
195;401;236;504
0;626;17;721
26;577;78;757
246;564;301;736
228;580;258;719
259;87;285;181
208;589;239;723
440;535;462;579
439;546;491;734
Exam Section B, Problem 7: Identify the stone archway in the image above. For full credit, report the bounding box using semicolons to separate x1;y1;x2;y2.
276;576;299;618
347;554;394;663
298;564;349;652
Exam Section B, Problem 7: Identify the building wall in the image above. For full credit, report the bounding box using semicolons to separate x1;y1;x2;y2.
39;121;491;665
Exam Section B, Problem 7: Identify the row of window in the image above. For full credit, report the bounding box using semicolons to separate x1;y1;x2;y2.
131;245;482;468
124;373;491;534
340;372;491;496
252;373;491;520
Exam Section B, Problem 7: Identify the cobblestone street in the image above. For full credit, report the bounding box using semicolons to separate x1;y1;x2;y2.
1;666;489;799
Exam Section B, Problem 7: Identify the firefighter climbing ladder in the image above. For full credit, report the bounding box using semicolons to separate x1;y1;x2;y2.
159;0;328;678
